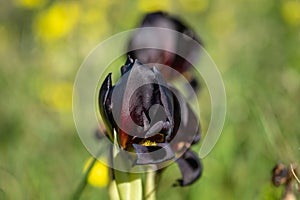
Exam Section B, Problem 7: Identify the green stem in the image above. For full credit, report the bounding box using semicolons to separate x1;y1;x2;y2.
112;130;143;200
72;157;97;200
144;170;157;200
109;180;121;200
114;170;143;200
71;147;104;200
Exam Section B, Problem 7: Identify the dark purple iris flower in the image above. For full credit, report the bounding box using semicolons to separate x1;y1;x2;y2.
98;58;202;186
128;11;202;84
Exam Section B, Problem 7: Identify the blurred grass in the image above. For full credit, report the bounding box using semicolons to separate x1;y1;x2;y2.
0;0;300;199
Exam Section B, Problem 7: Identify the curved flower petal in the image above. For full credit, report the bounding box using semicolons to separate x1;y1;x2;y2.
128;11;202;75
98;73;114;141
98;58;201;169
112;59;175;150
133;143;175;165
170;86;201;151
175;149;202;186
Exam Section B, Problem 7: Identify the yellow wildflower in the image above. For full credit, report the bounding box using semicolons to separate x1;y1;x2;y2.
83;157;109;188
138;0;172;12
34;2;80;41
281;1;300;26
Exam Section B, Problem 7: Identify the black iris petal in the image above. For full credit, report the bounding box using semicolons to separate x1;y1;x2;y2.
133;143;175;165
99;73;114;140
121;57;135;76
127;11;202;74
175;149;202;186
98;58;202;186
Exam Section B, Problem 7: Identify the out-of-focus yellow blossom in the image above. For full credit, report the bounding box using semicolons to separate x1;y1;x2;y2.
14;0;46;9
40;82;73;112
83;157;109;188
178;0;208;13
281;1;300;26
34;2;80;41
138;0;172;12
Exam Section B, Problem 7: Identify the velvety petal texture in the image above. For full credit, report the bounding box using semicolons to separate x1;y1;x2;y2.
98;73;114;141
98;58;202;186
128;11;202;75
175;150;202;186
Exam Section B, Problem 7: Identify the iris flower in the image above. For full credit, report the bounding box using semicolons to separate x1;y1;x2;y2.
98;58;202;186
128;11;202;83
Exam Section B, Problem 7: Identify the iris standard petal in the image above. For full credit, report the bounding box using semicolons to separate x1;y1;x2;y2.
127;11;202;74
112;59;175;149
98;59;202;174
168;86;201;153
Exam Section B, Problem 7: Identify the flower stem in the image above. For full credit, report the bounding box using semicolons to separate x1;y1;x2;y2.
72;146;105;200
144;170;157;200
109;180;121;200
112;130;143;200
72;156;97;200
114;170;143;200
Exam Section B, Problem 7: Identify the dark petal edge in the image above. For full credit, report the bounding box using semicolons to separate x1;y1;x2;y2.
174;149;202;186
132;144;175;165
121;57;135;76
99;73;114;141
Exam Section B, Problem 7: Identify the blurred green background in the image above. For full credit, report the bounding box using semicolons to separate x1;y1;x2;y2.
0;0;300;199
